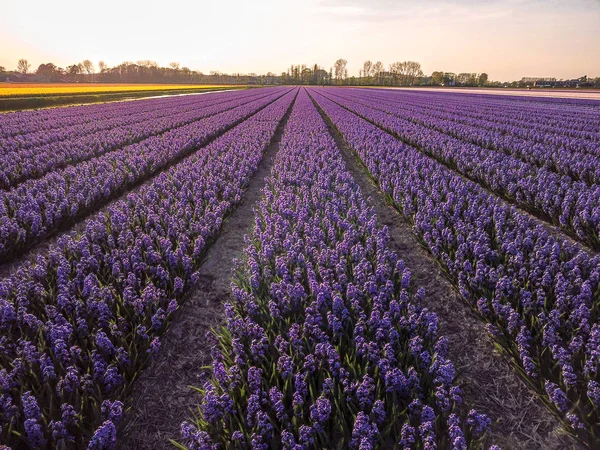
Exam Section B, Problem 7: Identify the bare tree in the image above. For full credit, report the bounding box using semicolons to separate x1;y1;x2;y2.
389;62;399;84
82;60;95;75
406;61;423;85
98;61;107;73
169;62;180;70
401;62;411;85
17;59;30;74
70;63;83;75
389;61;406;85
373;61;383;85
389;61;423;86
334;58;347;84
67;63;83;81
36;63;61;81
182;67;192;82
138;60;158;68
363;60;373;84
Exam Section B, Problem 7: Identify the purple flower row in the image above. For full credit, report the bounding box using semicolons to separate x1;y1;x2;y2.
396;89;600;129
0;97;152;138
0;88;296;449
341;89;600;181
309;88;600;443
319;89;600;251
0;88;235;140
0;89;274;189
0;89;292;263
1;92;217;153
365;89;600;154
368;89;600;142
179;89;496;450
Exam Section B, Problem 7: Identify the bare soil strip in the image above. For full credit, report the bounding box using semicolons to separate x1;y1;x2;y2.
0;90;291;276
116;94;297;450
310;93;581;450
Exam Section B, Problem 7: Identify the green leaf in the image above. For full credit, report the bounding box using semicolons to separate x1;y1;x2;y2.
169;439;189;450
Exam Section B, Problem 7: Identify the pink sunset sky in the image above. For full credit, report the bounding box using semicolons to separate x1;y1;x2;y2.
1;0;599;81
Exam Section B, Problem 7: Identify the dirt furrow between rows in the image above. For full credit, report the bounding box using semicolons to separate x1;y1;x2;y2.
116;95;297;450
311;93;581;450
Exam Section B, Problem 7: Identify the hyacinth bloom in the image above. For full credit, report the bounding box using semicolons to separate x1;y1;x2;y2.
179;89;494;449
0;88;290;263
317;88;600;251
0;89;296;449
308;88;600;443
0;89;247;141
335;88;600;185
0;88;272;188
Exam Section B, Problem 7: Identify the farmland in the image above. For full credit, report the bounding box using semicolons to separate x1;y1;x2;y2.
0;84;234;98
0;86;599;450
378;87;600;101
0;83;240;111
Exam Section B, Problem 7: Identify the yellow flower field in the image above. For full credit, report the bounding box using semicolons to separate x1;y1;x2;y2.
0;83;225;97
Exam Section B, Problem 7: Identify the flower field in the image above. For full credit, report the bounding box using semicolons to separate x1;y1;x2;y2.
0;84;225;98
0;86;599;449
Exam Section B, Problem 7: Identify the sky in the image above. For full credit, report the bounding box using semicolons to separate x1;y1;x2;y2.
1;0;599;81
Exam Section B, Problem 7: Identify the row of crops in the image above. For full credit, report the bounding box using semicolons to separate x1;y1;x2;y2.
177;89;496;449
0;87;296;448
305;88;600;445
0;86;599;449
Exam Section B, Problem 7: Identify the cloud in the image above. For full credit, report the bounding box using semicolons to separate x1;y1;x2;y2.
311;0;518;24
314;0;599;22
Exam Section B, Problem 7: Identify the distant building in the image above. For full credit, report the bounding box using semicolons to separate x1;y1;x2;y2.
378;71;394;83
526;76;586;88
522;77;556;84
5;73;44;83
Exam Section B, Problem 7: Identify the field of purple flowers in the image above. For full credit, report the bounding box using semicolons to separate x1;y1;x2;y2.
0;86;598;449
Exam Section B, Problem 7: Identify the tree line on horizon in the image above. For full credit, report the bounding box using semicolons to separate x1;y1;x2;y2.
282;59;488;87
2;58;599;88
1;59;270;85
